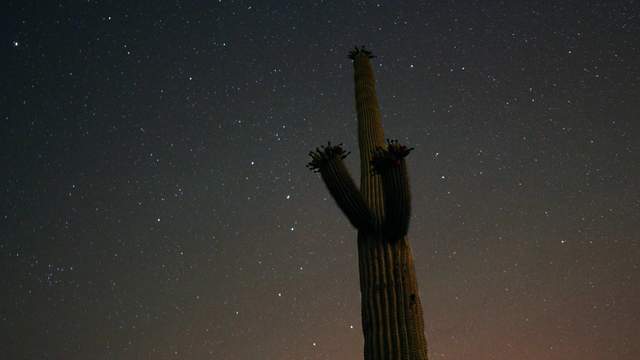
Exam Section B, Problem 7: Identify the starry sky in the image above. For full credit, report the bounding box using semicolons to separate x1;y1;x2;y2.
2;1;639;359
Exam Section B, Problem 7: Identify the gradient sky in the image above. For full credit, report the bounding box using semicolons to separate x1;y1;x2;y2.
2;1;639;359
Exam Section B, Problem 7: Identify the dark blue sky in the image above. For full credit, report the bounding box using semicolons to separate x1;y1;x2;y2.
2;1;639;359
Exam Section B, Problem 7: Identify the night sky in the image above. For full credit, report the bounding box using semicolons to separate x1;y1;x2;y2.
2;1;639;359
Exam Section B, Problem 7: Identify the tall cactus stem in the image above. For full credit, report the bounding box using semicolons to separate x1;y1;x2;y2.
308;47;429;360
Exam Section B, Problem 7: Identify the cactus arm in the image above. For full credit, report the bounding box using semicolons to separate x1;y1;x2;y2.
307;143;376;231
371;140;413;239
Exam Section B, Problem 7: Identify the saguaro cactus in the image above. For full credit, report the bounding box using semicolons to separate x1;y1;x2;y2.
307;47;429;359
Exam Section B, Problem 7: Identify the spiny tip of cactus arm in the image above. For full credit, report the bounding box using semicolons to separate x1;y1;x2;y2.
386;139;414;156
306;142;350;172
370;139;414;174
348;46;375;60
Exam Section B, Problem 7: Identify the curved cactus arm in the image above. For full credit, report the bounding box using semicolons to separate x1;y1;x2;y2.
371;139;414;239
307;142;376;231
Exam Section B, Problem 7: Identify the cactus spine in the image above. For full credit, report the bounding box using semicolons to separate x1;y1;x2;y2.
307;47;429;360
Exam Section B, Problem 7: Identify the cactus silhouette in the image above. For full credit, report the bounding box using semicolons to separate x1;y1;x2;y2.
307;47;429;359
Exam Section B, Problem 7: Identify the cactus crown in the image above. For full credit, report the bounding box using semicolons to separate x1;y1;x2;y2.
306;142;351;173
348;46;375;60
370;139;414;175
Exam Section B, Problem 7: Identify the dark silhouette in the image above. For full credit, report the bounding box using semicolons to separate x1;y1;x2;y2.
307;47;429;359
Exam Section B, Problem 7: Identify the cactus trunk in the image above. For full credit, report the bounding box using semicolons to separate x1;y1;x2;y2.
308;47;428;359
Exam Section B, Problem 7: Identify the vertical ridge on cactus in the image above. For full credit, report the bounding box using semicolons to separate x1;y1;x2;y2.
307;47;429;359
